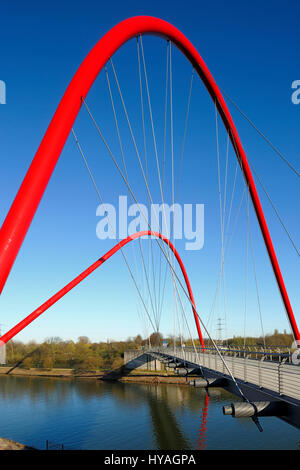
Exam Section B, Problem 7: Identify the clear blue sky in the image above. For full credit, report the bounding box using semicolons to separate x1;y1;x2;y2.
0;0;299;343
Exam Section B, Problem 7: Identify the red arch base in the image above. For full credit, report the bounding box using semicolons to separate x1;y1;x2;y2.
0;231;205;349
0;16;298;340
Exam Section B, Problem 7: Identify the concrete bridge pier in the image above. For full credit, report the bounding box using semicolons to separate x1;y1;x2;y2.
124;350;164;372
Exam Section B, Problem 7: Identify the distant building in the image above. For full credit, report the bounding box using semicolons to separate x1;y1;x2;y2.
0;80;6;105
0;343;6;365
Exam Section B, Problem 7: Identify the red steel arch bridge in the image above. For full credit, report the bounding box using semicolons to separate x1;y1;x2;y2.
0;16;299;431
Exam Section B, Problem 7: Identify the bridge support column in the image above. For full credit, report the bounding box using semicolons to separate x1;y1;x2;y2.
223;401;286;418
190;377;227;388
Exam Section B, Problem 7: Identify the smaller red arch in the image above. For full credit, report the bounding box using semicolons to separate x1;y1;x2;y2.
0;231;205;350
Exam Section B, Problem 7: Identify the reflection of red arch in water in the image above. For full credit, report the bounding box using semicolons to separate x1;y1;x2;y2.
0;16;298;340
197;393;209;450
0;231;205;348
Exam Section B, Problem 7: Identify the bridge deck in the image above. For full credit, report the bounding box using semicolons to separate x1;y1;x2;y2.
172;348;300;401
143;347;300;429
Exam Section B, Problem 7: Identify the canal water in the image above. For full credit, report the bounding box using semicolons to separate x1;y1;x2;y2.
0;375;299;450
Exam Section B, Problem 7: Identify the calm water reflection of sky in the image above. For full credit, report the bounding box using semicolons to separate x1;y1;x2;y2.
0;376;299;450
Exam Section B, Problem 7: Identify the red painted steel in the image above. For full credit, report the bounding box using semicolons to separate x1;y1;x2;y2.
0;16;298;340
0;231;205;349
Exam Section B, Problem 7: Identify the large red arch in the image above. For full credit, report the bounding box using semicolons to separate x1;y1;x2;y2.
0;16;298;340
0;231;204;348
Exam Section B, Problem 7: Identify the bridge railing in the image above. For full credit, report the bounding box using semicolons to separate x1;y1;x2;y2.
149;345;294;363
148;346;300;401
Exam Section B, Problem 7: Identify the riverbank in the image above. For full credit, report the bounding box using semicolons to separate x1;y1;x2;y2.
0;366;189;384
0;438;36;450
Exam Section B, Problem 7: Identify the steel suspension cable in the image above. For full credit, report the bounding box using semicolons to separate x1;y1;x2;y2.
240;164;267;349
139;36;174;312
221;88;300;177
225;160;238;237
136;39;161;329
139;37;181;332
248;211;267;350
105;64;147;312
105;63;158;328
110;53;173;327
80;98;205;346
173;279;204;374
206;186;246;333
157;41;172;323
71;128;157;333
81;98;182;291
243;190;250;349
156;40;170;323
136;44;161;329
247;159;300;258
215;103;227;343
166;43;198;348
175;69;194;201
168;41;180;349
221;133;230;344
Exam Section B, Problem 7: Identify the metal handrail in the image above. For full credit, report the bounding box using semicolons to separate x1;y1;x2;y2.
145;345;294;363
182;346;292;360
